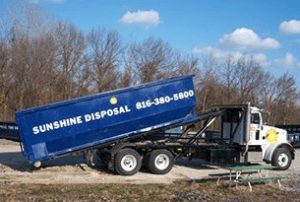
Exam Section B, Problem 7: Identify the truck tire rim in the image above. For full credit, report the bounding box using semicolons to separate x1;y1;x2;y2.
154;154;170;170
278;153;289;167
121;154;137;172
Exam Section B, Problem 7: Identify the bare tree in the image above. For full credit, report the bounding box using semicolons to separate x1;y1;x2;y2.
170;53;200;77
54;22;85;100
0;35;11;120
117;66;134;88
87;29;121;92
219;55;265;104
220;55;239;103
0;0;300;125
127;37;175;83
270;73;300;124
197;55;222;111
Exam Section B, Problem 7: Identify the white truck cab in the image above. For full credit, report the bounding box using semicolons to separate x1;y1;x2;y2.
220;103;294;170
248;107;288;146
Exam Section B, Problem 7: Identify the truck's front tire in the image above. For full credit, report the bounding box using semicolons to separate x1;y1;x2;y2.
272;148;292;170
146;149;174;174
114;148;142;176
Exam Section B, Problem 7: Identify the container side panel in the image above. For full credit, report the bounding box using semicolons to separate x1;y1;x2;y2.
16;76;196;162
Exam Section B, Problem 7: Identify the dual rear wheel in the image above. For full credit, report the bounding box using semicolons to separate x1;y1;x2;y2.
145;149;174;174
114;148;142;176
114;148;174;176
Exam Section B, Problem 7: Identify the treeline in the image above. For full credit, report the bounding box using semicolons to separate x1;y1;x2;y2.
0;4;299;124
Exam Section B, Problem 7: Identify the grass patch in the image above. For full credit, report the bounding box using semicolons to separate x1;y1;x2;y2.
90;184;114;193
1;179;299;201
45;191;59;200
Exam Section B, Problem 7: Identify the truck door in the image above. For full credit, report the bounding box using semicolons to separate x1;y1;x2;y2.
249;113;262;145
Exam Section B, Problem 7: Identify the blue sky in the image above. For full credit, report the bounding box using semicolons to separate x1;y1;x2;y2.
1;0;300;85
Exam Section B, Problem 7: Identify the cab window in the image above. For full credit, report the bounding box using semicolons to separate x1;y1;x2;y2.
251;113;260;124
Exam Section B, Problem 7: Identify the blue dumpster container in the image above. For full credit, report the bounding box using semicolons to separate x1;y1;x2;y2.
16;75;197;163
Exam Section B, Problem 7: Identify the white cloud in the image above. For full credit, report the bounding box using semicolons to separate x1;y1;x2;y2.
193;46;268;65
193;47;300;69
30;0;65;3
220;28;280;50
279;19;300;34
252;53;268;65
120;10;160;26
273;52;300;68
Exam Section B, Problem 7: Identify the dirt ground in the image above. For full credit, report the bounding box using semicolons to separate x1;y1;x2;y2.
0;139;300;185
0;139;300;201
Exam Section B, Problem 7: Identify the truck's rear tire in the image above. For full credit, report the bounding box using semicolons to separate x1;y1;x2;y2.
114;148;142;176
146;149;174;174
272;148;292;170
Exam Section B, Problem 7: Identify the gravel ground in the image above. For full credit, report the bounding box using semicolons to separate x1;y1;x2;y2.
0;139;299;185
